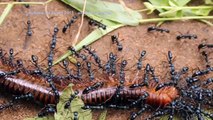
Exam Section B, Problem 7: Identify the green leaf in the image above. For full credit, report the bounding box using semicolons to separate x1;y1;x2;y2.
205;0;213;4
148;0;169;12
55;84;92;120
98;110;107;120
183;7;213;16
60;0;142;26
169;0;190;6
143;2;156;14
0;3;14;25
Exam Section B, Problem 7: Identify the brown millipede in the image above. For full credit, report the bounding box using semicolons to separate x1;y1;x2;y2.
0;69;179;106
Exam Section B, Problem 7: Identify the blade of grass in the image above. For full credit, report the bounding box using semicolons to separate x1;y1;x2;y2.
53;23;124;65
0;3;14;25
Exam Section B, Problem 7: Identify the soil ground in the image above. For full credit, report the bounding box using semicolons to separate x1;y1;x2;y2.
0;0;212;120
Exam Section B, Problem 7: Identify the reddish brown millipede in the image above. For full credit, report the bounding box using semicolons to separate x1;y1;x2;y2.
0;69;179;107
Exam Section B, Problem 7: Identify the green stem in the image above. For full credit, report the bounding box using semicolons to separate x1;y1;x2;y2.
152;5;213;10
140;16;213;23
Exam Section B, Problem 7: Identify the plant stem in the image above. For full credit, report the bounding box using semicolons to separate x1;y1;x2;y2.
140;16;213;24
152;5;213;10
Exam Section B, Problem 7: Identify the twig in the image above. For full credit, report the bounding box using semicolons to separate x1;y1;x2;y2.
72;0;87;46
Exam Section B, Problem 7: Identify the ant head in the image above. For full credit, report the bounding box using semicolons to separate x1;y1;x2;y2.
141;50;146;57
9;48;14;55
31;55;38;62
27;20;31;24
122;60;128;66
76;62;81;67
63;59;69;67
54;27;59;33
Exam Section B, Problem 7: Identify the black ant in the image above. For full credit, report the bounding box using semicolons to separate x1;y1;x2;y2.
64;90;79;109
88;19;106;30
18;0;30;8
82;82;104;94
147;26;170;33
143;63;150;86
119;60;127;84
111;35;123;51
67;46;87;61
201;51;211;68
26;20;33;36
76;62;82;80
150;66;159;83
82;105;105;110
73;112;79;120
198;43;213;49
168;51;176;77
62;13;80;33
62;60;76;80
176;34;197;40
105;52;117;75
0;93;33;111
8;48;15;66
83;45;103;69
0;70;20;78
86;62;95;81
192;67;213;77
137;50;146;70
107;104;129;109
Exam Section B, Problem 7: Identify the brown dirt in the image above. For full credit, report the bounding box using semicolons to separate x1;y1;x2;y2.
0;0;212;120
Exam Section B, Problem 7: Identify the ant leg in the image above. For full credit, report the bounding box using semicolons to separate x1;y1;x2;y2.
38;104;56;117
